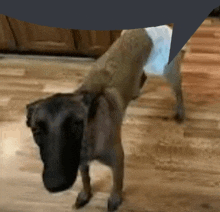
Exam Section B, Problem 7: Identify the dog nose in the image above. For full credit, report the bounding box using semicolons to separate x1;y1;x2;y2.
43;172;71;193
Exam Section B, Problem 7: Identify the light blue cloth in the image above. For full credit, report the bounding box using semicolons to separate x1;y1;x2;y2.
143;25;173;76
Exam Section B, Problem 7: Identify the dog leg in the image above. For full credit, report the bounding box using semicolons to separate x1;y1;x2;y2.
108;142;124;212
75;164;92;209
140;72;148;89
132;71;147;100
164;50;185;123
173;81;185;123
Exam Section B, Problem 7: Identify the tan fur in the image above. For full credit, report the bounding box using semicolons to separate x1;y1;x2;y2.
77;28;153;111
71;29;153;211
73;27;186;211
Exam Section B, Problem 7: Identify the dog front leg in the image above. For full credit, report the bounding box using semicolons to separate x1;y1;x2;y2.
75;164;92;209
132;71;148;100
108;142;124;212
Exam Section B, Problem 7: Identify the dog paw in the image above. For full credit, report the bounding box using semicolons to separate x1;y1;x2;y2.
174;105;185;123
107;193;123;212
74;191;92;209
174;113;184;123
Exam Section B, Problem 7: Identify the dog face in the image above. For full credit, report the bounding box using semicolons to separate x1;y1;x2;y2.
26;92;96;193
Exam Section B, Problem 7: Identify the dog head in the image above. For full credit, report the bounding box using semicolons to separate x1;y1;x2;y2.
26;92;98;193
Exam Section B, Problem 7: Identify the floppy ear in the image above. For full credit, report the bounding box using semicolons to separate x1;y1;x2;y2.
26;104;34;127
82;92;98;106
74;85;103;118
26;102;39;128
82;92;101;119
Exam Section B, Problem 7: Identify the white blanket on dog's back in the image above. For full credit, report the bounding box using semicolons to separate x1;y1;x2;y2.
143;25;172;76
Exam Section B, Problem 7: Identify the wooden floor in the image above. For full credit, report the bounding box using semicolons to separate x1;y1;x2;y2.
1;18;220;212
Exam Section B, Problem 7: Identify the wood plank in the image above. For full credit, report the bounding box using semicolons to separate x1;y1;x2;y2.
185;118;219;129
189;37;220;45
184;53;220;64
184;127;220;138
0;67;25;76
190;44;220;54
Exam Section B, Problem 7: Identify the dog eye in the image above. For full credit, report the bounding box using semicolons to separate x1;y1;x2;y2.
37;120;46;127
63;117;83;132
32;121;47;135
32;127;42;135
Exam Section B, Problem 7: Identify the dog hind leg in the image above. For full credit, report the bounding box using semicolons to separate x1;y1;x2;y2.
164;50;185;123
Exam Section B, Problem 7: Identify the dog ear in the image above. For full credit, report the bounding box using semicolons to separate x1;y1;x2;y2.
82;92;98;106
26;104;34;127
26;101;40;127
81;92;101;119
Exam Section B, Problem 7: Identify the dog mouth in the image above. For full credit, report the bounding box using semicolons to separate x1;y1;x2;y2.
44;181;72;193
43;176;75;193
42;169;77;193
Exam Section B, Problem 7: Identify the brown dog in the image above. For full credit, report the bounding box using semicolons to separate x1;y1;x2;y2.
26;28;153;212
122;24;188;122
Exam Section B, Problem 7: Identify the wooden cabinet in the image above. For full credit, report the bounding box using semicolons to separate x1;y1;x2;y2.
110;30;122;43
73;29;121;58
0;16;122;58
0;15;16;51
7;17;77;54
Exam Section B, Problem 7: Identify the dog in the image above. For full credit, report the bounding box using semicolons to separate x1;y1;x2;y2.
26;28;153;212
122;24;188;122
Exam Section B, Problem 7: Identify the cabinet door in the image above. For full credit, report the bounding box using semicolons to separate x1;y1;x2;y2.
7;17;76;53
0;15;16;51
73;30;113;57
110;30;122;43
